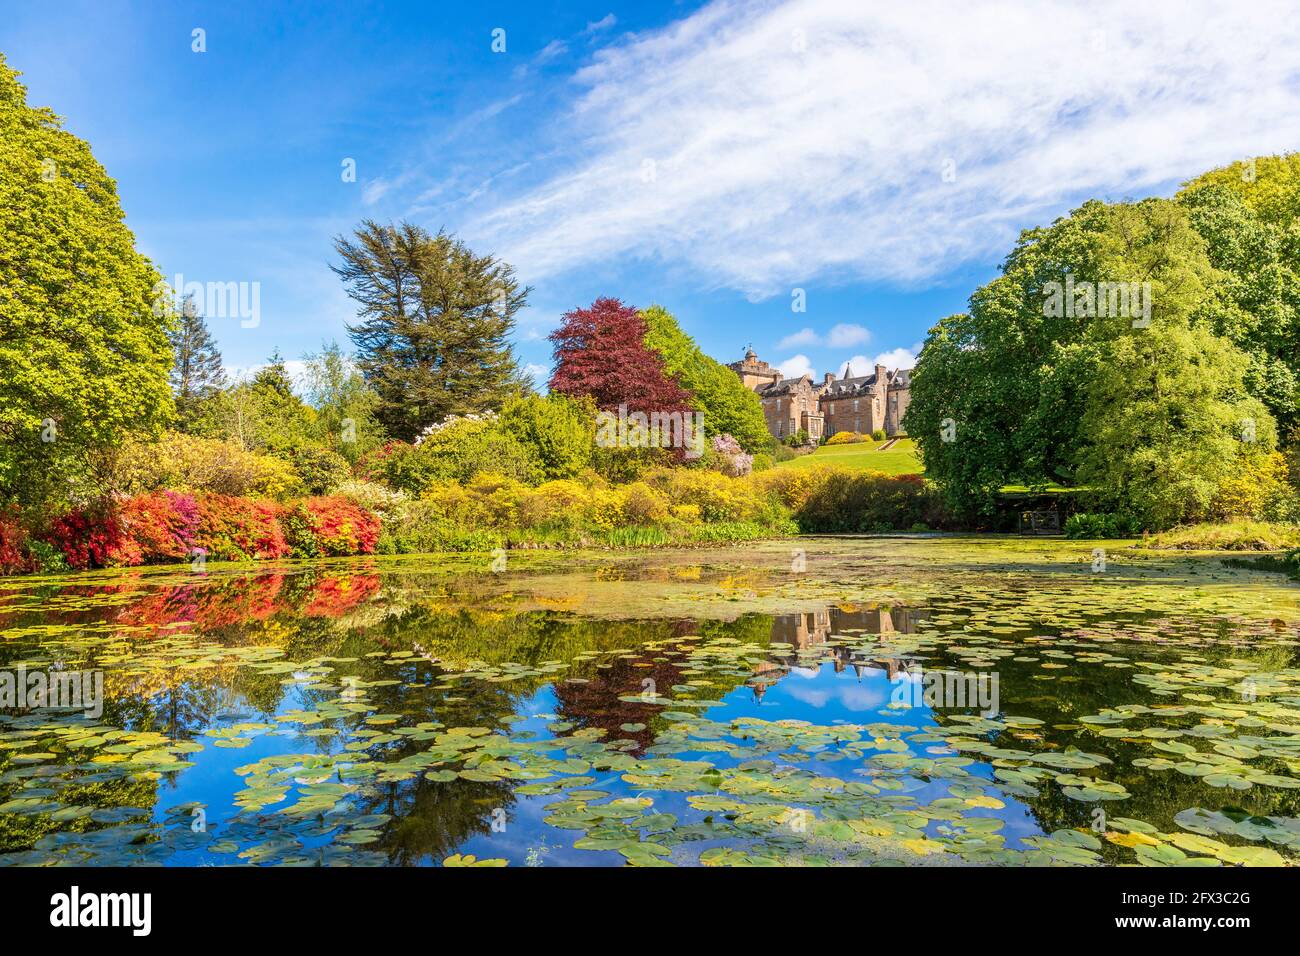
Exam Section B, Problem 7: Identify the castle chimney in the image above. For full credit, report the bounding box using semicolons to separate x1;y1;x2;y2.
874;363;887;385
823;372;834;386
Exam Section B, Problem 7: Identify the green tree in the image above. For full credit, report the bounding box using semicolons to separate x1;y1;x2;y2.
1075;319;1275;528
497;393;595;482
216;351;315;456
333;221;528;441
302;340;383;462
0;54;174;505
1177;164;1300;431
640;305;772;452
169;295;225;431
906;197;1228;520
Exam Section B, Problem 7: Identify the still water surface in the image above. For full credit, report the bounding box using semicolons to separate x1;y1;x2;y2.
2;537;1299;866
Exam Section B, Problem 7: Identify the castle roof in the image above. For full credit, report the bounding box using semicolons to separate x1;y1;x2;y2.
820;368;912;397
755;374;815;397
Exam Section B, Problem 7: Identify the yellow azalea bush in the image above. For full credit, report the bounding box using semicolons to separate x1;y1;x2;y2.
1212;452;1291;520
111;431;299;500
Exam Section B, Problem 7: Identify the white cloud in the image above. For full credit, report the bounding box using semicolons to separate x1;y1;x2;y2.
776;327;820;349
871;345;920;369
470;0;1300;297
524;362;551;385
584;14;617;35
536;39;569;62
839;343;921;377
827;323;870;348
776;322;869;349
777;354;816;378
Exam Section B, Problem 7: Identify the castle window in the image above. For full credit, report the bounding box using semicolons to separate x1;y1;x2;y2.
828;403;835;414
853;399;859;412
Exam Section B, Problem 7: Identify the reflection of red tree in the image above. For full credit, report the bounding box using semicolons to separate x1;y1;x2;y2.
551;654;689;754
303;574;381;618
115;574;287;629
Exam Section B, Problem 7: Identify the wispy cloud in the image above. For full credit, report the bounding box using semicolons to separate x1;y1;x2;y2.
536;39;569;63
470;0;1300;298
776;327;820;349
776;322;870;349
584;14;617;35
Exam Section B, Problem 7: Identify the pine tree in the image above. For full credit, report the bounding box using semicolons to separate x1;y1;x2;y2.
169;295;224;429
333;220;527;441
549;298;692;414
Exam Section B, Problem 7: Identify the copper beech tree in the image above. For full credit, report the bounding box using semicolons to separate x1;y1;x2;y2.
548;297;692;416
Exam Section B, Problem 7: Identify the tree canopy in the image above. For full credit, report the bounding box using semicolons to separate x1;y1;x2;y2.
549;298;691;415
641;305;772;453
906;193;1275;525
0;54;174;505
333;220;528;441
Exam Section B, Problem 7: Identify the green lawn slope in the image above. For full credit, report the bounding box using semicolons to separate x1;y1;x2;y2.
771;439;924;475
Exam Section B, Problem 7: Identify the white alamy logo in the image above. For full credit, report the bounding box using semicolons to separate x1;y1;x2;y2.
153;273;261;328
0;666;103;718
1042;276;1152;328
595;404;705;459
889;666;999;717
50;886;151;937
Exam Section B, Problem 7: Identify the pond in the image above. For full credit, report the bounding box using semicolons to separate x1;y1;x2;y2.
2;536;1299;867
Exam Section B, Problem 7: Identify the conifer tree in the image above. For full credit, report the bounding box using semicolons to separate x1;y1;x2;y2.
169;295;225;429
333;220;527;441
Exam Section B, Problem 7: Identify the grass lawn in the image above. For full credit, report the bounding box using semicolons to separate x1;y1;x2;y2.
771;438;924;475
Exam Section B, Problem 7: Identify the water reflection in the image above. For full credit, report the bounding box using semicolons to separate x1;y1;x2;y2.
2;557;1299;867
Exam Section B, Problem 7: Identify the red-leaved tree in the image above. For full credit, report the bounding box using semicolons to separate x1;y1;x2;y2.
548;298;692;414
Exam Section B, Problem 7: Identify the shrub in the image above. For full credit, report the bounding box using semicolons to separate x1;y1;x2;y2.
1141;519;1300;551
331;480;408;520
194;494;290;561
112;432;298;499
386;416;537;491
0;509;32;575
42;506;136;569
287;446;351;496
825;431;866;445
1211;452;1292;521
26;539;69;574
872;429;887;441
710;433;754;478
793;469;945;532
119;491;200;560
498;394;594;481
283;495;381;557
1063;512;1142;539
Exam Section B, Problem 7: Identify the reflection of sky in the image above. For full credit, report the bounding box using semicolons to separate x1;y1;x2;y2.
153;658;1048;867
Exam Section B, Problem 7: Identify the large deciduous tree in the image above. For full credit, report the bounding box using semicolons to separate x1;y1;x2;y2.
640;305;772;453
333;220;527;441
906;196;1274;526
0;54;174;505
1177;159;1300;433
549;298;691;414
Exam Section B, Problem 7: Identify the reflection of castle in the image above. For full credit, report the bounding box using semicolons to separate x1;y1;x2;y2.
752;605;926;699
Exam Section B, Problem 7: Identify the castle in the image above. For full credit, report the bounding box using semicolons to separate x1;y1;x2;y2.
727;348;912;443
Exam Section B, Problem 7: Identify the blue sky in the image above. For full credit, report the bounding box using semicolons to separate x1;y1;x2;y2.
4;0;1299;387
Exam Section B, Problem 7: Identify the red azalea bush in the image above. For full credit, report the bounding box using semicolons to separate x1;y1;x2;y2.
120;490;200;561
285;495;382;556
194;494;291;561
5;492;381;575
43;506;138;569
0;509;33;575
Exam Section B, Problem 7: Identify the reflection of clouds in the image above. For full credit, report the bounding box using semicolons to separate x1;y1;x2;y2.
782;674;890;712
791;666;821;680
